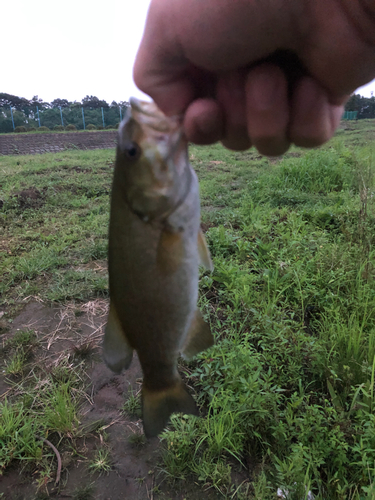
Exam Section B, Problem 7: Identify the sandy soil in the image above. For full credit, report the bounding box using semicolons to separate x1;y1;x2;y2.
0;301;221;500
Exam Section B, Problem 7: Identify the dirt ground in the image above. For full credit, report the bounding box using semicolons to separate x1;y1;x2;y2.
0;301;223;500
0;131;117;156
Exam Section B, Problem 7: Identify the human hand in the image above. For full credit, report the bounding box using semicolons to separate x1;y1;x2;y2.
134;0;375;155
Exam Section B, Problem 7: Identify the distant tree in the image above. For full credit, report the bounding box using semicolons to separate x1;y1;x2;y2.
0;93;30;112
360;96;375;119
0;93;132;132
0;108;14;133
81;95;109;109
30;95;49;109
345;94;361;112
119;100;130;109
345;93;375;118
51;98;70;108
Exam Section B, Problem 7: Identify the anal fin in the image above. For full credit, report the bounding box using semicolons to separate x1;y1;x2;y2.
142;378;198;438
182;309;214;361
198;229;213;271
102;303;133;373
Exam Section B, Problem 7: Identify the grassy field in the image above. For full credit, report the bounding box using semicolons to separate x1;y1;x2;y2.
1;119;375;499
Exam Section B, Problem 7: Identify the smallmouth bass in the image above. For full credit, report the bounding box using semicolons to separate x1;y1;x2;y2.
103;98;214;437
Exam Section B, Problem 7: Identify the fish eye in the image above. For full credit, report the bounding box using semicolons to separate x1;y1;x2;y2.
123;142;141;160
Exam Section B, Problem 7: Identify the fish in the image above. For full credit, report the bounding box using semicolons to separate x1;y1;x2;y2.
102;97;214;438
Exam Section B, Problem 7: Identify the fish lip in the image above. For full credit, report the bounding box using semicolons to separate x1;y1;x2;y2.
129;97;183;122
118;98;185;154
129;97;155;117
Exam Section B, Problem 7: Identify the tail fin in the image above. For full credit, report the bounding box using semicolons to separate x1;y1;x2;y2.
142;379;198;438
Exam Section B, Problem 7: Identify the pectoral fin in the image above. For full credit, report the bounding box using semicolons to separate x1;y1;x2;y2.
102;303;133;374
198;229;213;271
157;229;184;274
182;309;214;361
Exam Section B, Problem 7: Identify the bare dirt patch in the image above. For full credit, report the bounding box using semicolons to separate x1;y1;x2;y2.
13;187;46;210
0;301;221;500
0;131;117;156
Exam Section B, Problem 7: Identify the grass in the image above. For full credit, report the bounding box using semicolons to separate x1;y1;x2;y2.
72;484;95;500
88;448;112;475
160;126;375;497
4;349;28;376
2;329;37;376
122;387;142;419
0;149;112;303
1;120;375;497
0;364;84;472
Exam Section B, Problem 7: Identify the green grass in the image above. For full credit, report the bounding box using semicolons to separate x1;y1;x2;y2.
4;349;28;376
88;448;112;475
0;365;84;473
0;149;112;302
122;387;142;419
128;432;147;447
1;120;375;497
161;126;375;497
72;484;95;500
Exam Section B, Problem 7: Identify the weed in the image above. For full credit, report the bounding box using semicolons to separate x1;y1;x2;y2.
250;470;274;500
44;383;79;435
80;419;107;434
33;493;51;500
5;329;37;349
128;432;147;447
122;387;142;418
72;484;95;500
88;448;112;475
0;400;43;472
5;349;27;376
71;339;96;359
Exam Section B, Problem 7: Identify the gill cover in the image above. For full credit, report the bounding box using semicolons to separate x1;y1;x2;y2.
116;98;190;221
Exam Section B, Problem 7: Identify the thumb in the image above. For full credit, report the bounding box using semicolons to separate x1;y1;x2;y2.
133;1;195;116
133;50;195;117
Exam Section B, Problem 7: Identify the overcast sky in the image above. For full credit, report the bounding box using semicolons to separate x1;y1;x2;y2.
2;0;375;104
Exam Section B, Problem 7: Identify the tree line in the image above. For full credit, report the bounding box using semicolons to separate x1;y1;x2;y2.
344;93;375;119
0;93;130;133
1;91;375;134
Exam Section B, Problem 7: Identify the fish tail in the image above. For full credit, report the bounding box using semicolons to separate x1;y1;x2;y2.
142;378;198;438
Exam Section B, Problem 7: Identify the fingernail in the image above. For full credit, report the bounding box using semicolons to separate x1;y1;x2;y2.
247;68;281;110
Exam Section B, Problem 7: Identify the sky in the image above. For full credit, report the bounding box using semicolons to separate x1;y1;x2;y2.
2;0;375;105
2;0;152;104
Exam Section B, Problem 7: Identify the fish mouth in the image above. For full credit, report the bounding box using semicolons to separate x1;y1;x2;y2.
129;97;183;135
130;97;183;121
129;97;158;117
